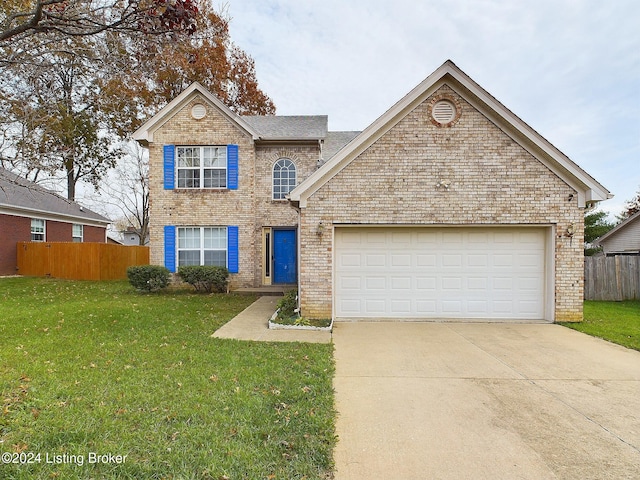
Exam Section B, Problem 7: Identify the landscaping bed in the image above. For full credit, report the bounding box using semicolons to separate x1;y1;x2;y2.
268;289;332;331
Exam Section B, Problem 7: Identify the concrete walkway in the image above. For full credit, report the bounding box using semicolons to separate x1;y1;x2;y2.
332;322;640;480
213;296;331;343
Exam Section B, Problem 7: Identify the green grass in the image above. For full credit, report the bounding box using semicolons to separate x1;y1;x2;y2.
0;278;336;479
560;300;640;351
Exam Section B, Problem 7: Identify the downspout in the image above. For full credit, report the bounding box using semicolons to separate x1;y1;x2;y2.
288;199;302;315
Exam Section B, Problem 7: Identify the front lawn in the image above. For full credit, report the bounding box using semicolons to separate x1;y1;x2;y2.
560;300;640;351
0;278;336;479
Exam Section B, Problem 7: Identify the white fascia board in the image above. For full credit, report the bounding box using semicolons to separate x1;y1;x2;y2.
447;66;612;204
291;60;611;208
0;205;110;227
290;66;449;207
132;82;260;145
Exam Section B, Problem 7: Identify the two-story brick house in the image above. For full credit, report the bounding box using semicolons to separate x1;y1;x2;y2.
134;60;610;322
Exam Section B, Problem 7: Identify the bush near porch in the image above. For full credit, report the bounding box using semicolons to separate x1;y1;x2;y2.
0;278;336;479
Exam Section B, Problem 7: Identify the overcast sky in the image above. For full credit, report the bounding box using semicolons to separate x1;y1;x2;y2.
226;0;639;218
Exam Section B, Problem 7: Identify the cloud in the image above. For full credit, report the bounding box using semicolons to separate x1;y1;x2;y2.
227;0;640;214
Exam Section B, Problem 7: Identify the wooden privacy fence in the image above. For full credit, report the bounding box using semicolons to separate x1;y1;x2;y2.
584;255;640;301
17;242;149;281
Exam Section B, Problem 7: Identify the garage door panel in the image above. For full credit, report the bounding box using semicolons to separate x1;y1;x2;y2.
442;277;462;290
467;277;488;290
442;254;463;267
340;276;361;289
391;277;411;290
366;277;386;290
391;254;412;267
365;299;386;313
335;227;547;320
365;254;386;267
416;277;436;290
416;301;437;314
339;253;361;267
468;300;489;314
417;255;436;267
467;254;488;267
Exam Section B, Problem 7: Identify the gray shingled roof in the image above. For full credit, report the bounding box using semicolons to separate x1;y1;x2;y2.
0;168;110;224
323;131;361;161
243;115;328;140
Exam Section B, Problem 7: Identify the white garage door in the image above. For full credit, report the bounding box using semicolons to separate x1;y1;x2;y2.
335;227;547;320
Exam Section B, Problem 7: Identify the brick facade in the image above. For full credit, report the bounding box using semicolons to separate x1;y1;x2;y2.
148;96;320;288
0;214;31;275
141;64;608;323
298;86;584;321
0;214;107;276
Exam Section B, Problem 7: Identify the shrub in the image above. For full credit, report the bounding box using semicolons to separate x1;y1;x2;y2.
277;289;298;320
127;265;171;292
178;265;229;293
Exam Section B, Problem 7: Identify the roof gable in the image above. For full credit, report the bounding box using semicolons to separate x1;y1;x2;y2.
0;168;110;225
132;82;260;145
243;115;328;141
596;211;640;246
289;60;612;208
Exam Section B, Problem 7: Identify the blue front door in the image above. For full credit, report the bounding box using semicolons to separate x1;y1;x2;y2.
273;229;297;284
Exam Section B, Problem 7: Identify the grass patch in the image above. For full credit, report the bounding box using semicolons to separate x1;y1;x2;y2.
0;277;336;479
560;300;640;351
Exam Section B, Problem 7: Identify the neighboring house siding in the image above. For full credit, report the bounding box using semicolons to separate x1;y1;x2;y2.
0;214;107;275
148;95;256;288
298;86;584;321
0;214;30;275
600;219;640;254
84;225;106;243
46;219;71;241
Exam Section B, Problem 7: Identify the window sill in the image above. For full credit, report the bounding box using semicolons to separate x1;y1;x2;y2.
172;188;231;193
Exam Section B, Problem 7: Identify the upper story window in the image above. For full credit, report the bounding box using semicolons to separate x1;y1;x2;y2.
176;146;227;189
72;224;83;242
31;219;45;241
273;158;297;200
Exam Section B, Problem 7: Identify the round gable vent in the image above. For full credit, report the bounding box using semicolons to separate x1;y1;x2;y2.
432;100;456;123
191;103;207;120
428;94;462;127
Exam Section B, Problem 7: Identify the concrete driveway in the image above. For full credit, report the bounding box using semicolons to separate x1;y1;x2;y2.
332;322;640;479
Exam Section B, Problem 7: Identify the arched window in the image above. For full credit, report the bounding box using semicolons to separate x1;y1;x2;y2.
273;158;297;200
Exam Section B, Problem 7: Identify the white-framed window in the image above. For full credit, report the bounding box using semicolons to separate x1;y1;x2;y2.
31;218;45;241
177;227;227;267
72;224;83;242
176;146;227;189
273;158;296;200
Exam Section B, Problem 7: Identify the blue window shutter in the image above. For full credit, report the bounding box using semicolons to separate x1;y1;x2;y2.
227;226;239;273
164;225;176;272
163;145;175;189
227;144;238;190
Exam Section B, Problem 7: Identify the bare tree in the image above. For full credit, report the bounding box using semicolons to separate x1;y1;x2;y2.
1;0;198;43
89;142;149;245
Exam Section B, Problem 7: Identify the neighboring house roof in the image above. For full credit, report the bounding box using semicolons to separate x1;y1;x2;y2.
0;168;110;226
595;211;640;254
243;115;328;141
289;59;612;208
